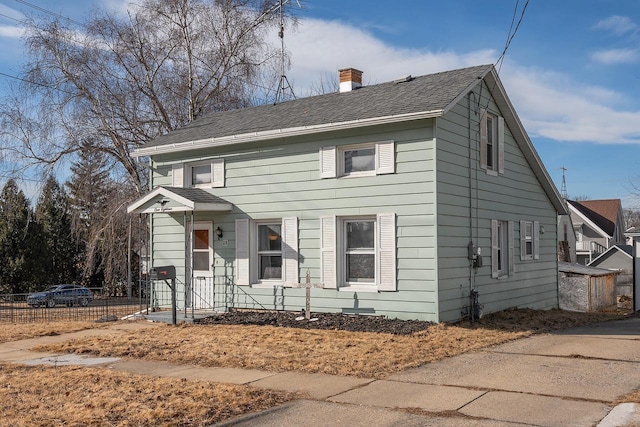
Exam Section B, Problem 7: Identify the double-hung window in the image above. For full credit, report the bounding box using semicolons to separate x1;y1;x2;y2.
480;109;505;175
320;214;396;291
491;219;514;278
172;159;225;188
344;219;376;285
235;217;298;287
319;141;395;178
520;220;540;261
257;223;282;281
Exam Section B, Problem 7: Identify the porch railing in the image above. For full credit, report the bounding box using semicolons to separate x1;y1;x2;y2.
150;275;265;319
575;240;607;255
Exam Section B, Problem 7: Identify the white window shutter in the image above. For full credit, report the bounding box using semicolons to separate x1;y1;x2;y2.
211;159;225;188
498;116;505;174
520;220;526;261
320;216;336;288
376;141;395;175
235;219;249;286
377;213;396;291
172;164;184;188
534;221;540;260
319;146;336;178
282;217;299;286
508;221;515;275
480;109;488;171
491;219;498;278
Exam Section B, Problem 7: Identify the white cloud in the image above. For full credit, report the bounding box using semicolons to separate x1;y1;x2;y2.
591;48;640;64
284;18;496;91
503;66;640;144
593;15;638;36
281;18;640;145
0;25;23;39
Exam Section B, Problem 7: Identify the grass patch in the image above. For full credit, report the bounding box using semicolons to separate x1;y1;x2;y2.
0;321;105;344
0;363;293;426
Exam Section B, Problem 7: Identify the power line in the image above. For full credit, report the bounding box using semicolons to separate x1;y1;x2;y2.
495;0;530;72
0;71;76;95
13;0;82;26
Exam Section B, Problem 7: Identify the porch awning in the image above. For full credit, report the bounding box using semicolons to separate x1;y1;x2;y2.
127;186;233;214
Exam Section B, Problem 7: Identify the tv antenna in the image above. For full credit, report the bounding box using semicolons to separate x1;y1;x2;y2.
560;166;568;199
273;0;301;104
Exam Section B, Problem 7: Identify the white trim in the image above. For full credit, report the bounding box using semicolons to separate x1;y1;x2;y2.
319;146;337;178
320;216;337;288
377;213;396;291
172;164;184;187
134;110;443;156
282;217;299;286
235;219;250;286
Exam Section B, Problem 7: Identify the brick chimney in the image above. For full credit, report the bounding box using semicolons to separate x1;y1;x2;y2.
339;68;363;92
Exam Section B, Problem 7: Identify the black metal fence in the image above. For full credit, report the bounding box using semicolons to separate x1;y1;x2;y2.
0;286;150;324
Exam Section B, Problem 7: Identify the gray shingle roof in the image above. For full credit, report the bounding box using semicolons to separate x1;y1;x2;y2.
142;64;492;149
159;186;229;205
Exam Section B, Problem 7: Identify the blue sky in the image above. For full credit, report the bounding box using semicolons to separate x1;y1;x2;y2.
1;0;640;208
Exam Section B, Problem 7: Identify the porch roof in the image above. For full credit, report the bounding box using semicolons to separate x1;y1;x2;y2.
127;186;232;214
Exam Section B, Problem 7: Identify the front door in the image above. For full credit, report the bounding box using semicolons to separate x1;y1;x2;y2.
190;222;214;309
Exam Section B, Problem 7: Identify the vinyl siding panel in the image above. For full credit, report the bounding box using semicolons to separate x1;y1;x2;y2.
148;121;441;321
435;84;558;322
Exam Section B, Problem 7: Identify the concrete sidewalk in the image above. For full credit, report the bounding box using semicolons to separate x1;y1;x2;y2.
1;317;639;426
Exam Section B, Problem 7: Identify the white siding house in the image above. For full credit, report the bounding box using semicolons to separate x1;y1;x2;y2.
128;65;566;322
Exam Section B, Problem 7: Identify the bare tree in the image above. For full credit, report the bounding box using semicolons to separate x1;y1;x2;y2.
0;0;289;194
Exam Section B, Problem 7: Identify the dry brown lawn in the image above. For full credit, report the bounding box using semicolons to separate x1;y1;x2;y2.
0;321;106;343
33;308;631;379
1;308;637;426
0;363;293;426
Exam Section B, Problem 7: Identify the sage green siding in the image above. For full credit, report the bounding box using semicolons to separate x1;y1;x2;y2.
149;121;441;321
144;83;560;322
435;84;558;322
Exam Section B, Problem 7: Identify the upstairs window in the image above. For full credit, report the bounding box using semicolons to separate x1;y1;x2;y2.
172;159;225;188
480;109;505;175
320;141;395;179
343;146;376;176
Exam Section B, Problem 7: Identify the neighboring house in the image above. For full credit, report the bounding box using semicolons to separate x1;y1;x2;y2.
567;199;626;265
128;64;566;323
588;244;634;298
625;226;640;246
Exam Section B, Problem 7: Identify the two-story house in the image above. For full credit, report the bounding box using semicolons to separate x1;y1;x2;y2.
128;64;567;322
567;199;625;265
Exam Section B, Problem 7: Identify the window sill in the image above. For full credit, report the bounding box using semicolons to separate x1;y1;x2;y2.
251;282;284;289
338;285;378;293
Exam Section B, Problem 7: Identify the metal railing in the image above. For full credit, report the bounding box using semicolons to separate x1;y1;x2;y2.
0;287;149;324
150;275;265;319
575;240;607;255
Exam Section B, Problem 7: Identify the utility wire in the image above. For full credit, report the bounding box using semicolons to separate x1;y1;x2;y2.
495;0;530;72
13;0;82;26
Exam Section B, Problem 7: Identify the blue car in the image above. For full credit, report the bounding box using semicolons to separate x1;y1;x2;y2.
27;284;93;308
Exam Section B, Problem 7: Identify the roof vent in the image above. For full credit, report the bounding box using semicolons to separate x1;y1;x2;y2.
339;68;363;92
394;75;413;84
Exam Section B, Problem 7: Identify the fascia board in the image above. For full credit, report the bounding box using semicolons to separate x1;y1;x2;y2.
133;110;443;157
